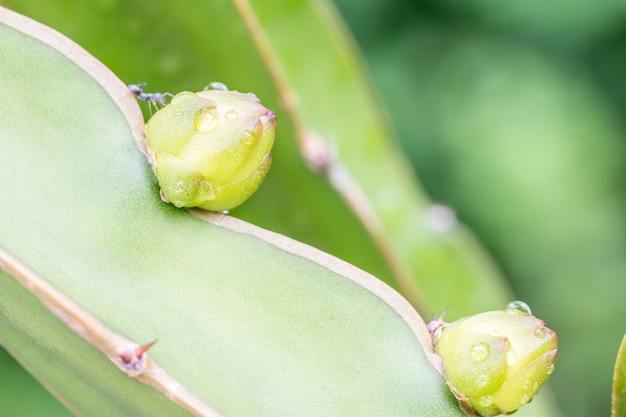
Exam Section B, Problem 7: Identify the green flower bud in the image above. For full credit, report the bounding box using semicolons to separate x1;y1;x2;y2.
143;88;276;212
432;301;557;417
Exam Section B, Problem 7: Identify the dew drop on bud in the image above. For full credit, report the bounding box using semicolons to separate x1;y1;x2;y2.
505;300;532;316
478;395;493;407
194;106;218;131
506;350;518;366
488;330;503;338
520;395;529;405
209;81;228;91
225;109;239;121
534;326;546;339
547;364;555;375
469;342;490;362
170;91;195;104
476;374;490;388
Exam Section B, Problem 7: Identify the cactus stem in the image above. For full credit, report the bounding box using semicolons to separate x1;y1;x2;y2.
0;246;222;417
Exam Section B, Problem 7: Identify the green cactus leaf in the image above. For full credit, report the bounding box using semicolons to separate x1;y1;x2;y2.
0;264;197;417
613;334;626;417
0;7;466;417
3;0;397;309
3;0;515;320
0;347;73;417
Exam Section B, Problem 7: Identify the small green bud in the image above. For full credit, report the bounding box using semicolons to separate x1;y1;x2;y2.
432;301;557;417
143;88;276;212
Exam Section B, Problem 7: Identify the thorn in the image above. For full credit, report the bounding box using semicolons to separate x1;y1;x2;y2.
427;309;449;341
438;309;448;322
136;340;157;358
119;340;157;374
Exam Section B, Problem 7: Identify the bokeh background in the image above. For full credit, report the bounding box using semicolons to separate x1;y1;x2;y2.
331;0;626;416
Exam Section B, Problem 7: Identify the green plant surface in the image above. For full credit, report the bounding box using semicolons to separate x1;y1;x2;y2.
0;263;197;417
0;7;466;416
614;334;626;417
3;0;513;320
0;347;74;417
2;0;398;305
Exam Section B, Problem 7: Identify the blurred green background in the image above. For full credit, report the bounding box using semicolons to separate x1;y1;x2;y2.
331;0;626;416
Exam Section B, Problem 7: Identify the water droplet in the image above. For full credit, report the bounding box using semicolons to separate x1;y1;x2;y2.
507;350;518;365
171;91;196;104
194;106;218;131
505;300;532;316
470;342;490;362
520;395;529;405
547;364;555;375
476;374;490;388
478;395;493;407
522;379;539;394
209;82;228;91
174;111;184;119
242;136;255;147
225;109;239;121
199;179;216;201
488;330;503;338
534;327;546;339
